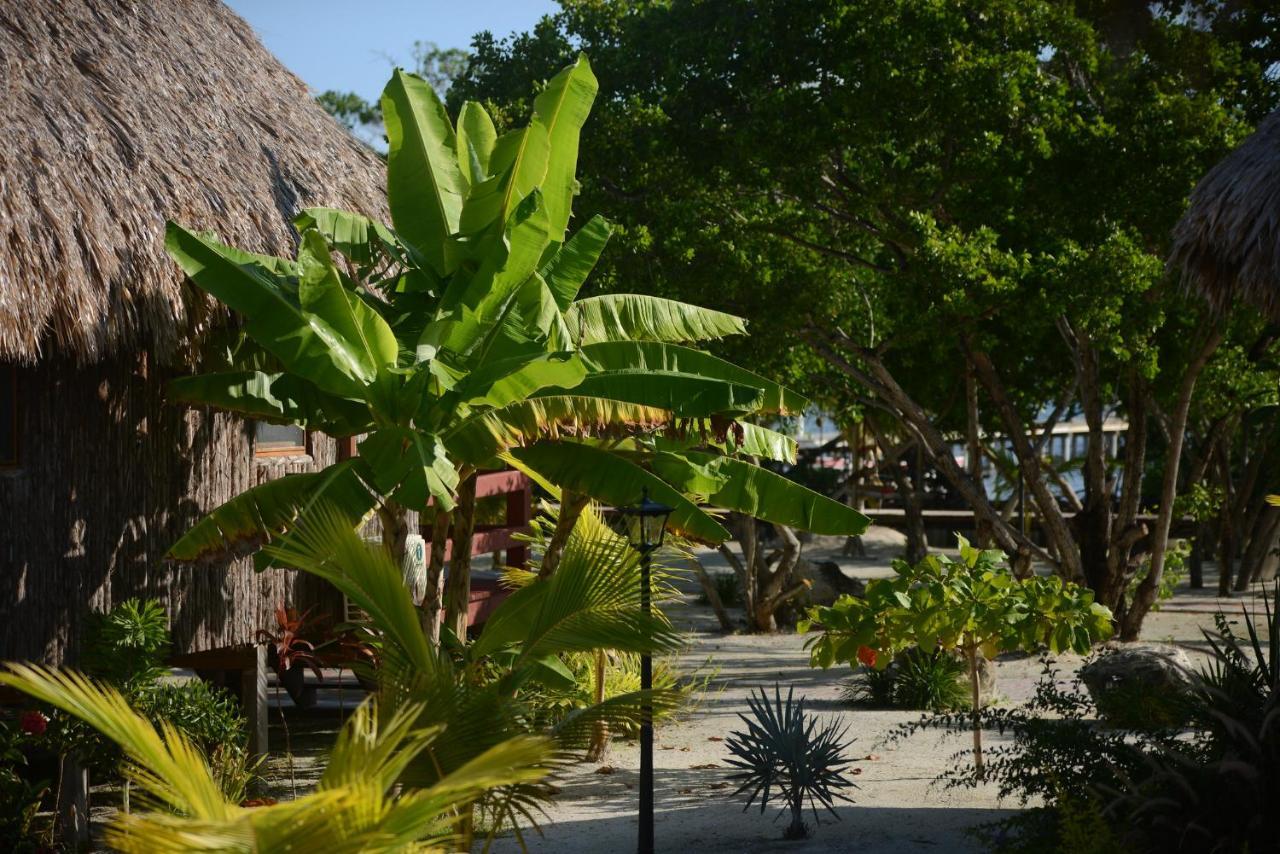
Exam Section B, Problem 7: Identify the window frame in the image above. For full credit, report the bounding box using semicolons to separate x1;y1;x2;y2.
253;421;310;459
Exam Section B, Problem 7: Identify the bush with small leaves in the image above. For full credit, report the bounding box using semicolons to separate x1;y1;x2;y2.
725;685;856;839
803;537;1112;774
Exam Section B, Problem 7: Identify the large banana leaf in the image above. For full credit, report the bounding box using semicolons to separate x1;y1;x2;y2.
358;427;460;511
382;69;465;276
167;460;377;564
531;54;598;241
296;231;400;390
453;352;587;408
165;224;368;399
170;371;370;437
294;207;414;270
539;215;612;309
459;124;550;235
505;442;730;543
651;422;799;463
538;370;763;417
455;101;497;188
651;451;869;535
580;341;809;414
444;396;671;465
566;294;747;345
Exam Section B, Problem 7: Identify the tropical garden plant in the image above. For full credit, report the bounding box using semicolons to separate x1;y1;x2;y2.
164;54;866;641
724;684;856;840
802;538;1113;773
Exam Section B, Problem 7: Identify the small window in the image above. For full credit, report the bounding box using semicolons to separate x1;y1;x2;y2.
254;422;308;457
0;366;16;468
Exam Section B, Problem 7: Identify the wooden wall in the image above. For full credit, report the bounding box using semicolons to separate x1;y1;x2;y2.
0;352;342;664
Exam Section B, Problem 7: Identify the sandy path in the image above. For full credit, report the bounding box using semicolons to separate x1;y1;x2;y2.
490;530;1271;854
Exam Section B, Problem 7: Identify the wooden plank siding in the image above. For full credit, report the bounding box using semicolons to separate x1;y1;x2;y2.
0;353;342;664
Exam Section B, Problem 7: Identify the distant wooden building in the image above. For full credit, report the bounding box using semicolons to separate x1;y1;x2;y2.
0;0;390;664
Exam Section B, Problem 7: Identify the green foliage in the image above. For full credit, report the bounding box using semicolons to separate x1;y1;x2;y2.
168;56;864;572
1104;586;1280;851
48;599;258;800
724;685;857;840
843;648;970;712
802;538;1114;671
0;717;50;851
81;597;170;686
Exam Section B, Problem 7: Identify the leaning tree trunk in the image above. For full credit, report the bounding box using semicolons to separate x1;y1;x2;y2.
539;490;589;579
1123;327;1223;640
1240;506;1280;588
443;474;478;641
690;557;734;632
751;524;806;632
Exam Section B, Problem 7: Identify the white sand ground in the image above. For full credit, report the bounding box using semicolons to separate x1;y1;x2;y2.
489;527;1275;854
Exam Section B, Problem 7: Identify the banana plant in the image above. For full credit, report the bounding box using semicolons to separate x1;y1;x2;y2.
164;55;867;599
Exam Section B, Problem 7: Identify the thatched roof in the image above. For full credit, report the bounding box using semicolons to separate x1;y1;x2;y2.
1170;111;1280;318
0;0;389;365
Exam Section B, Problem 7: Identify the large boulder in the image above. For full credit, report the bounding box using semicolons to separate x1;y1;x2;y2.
1080;642;1196;729
799;559;866;607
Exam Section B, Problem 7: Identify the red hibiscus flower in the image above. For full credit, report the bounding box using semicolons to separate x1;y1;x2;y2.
19;710;48;737
856;645;878;667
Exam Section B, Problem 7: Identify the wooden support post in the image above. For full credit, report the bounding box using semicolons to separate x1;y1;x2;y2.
240;643;269;758
56;755;90;847
505;476;531;570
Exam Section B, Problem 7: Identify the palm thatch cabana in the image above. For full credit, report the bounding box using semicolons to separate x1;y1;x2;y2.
1170;111;1280;316
0;0;388;664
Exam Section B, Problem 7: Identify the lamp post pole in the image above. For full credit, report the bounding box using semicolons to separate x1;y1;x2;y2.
608;488;671;854
638;542;654;854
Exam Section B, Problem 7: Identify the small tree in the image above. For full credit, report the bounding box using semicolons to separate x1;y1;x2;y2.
801;538;1113;774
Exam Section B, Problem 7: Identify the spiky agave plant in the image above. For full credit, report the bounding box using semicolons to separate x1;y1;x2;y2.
0;665;551;852
724;684;856;839
1102;582;1280;851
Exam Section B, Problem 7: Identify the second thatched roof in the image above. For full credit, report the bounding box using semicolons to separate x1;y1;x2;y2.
0;0;389;365
1170;111;1280;318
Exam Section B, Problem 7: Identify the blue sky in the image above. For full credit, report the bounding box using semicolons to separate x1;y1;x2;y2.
226;1;559;102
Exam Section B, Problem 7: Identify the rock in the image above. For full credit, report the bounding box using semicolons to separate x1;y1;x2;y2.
1080;642;1195;729
799;559;866;606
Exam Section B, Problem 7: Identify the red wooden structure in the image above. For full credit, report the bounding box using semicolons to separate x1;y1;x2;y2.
429;469;532;628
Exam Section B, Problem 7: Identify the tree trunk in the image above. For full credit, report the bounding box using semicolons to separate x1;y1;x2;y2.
539;490;589;579
967;344;1083;582
420;506;451;645
965;366;994;547
1239;506;1280;588
443;474;478;641
691;557;734;632
807;330;1056;568
585;650;610;761
890;457;928;563
1122;327;1223;639
966;640;984;779
752;524;806;631
378;500;410;571
1218;443;1236;597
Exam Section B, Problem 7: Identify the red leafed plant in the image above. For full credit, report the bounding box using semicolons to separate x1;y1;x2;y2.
256;605;323;679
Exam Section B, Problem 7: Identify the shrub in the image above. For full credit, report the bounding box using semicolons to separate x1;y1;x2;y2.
0;717;50;851
804;538;1112;773
842;647;970;711
725;685;856;840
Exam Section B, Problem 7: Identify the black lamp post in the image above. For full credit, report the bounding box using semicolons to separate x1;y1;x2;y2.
606;488;673;854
